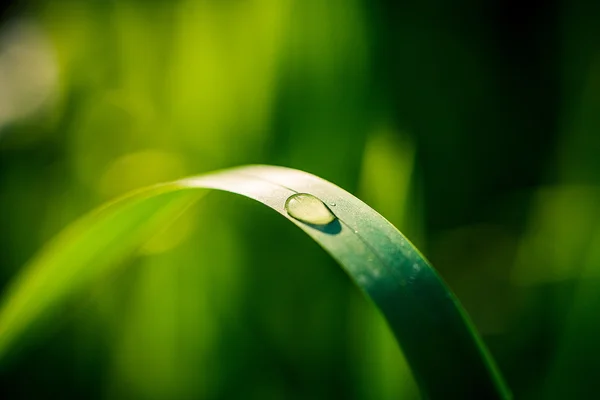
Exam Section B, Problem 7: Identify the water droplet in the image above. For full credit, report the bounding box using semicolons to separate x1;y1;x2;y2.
329;201;336;207
285;193;336;225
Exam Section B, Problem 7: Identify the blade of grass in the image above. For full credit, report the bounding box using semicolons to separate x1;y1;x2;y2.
0;165;511;399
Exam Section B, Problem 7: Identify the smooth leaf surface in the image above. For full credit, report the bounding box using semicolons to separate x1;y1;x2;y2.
0;165;511;399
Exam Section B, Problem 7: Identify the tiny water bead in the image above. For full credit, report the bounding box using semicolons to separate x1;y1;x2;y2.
285;193;336;225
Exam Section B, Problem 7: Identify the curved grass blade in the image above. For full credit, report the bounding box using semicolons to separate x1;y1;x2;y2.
0;165;511;399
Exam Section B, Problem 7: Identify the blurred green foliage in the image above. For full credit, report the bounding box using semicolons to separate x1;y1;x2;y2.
0;0;599;398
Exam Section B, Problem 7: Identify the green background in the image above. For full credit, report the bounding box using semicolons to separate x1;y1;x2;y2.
1;0;599;398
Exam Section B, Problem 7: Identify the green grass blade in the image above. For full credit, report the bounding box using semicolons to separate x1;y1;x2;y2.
0;165;511;399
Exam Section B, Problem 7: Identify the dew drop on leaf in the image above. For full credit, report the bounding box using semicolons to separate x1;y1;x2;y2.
285;193;336;225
